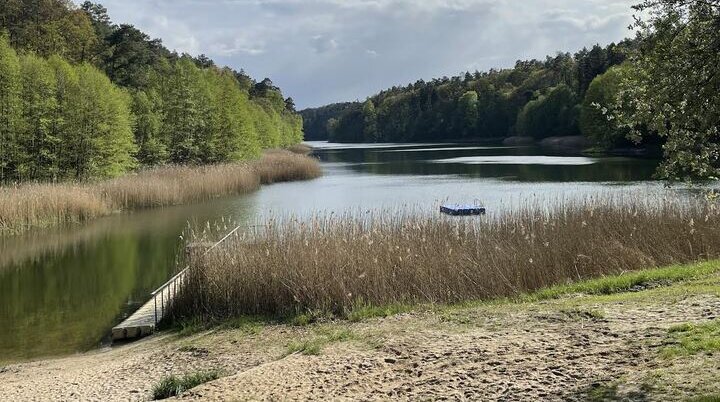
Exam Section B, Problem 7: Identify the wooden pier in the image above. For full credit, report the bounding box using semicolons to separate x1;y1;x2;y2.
111;226;245;342
111;270;187;341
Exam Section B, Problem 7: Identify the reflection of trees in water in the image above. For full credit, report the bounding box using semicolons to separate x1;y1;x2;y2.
0;197;255;363
0;235;144;362
321;147;659;182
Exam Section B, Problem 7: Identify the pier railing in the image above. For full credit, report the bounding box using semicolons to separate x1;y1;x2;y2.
149;224;248;325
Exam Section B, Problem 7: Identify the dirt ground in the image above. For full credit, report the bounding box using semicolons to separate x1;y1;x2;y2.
1;278;719;401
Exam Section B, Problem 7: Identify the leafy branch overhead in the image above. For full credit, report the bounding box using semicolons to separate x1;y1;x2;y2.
614;0;720;183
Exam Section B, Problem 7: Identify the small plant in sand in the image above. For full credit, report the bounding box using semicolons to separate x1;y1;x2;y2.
152;370;224;400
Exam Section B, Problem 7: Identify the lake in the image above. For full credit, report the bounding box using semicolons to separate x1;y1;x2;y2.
0;142;664;363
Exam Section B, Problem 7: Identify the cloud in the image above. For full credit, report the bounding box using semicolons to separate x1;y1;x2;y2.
75;0;637;108
311;35;339;53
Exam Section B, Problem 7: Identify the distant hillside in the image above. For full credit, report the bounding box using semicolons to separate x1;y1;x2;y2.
299;102;359;141
300;39;640;148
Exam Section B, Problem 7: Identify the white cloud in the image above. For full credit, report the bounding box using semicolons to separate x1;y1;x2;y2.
75;0;637;108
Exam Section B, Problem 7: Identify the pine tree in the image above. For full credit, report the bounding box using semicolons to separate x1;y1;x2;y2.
131;89;166;165
18;53;59;180
362;100;378;142
71;63;136;178
0;35;21;181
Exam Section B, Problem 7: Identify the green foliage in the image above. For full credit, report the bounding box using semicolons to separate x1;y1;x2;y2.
580;65;631;148
302;41;635;143
516;84;579;139
0;0;98;63
615;0;720;182
362;100;378;142
662;320;720;357
0;34;20;181
131;89;166;165
152;370;223;400
17;53;59;180
458;91;479;138
0;1;304;182
301;102;359;140
72;64;136;178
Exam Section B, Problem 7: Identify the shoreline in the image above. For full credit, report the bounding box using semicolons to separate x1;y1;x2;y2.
0;149;321;236
1;260;718;400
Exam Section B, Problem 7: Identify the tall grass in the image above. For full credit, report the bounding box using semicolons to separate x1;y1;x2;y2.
253;149;321;184
0;183;110;230
0;151;321;234
172;196;720;320
286;143;313;155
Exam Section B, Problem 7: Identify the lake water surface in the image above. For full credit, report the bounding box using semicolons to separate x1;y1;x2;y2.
0;142;664;363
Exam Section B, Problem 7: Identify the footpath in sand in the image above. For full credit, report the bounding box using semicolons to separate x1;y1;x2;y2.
2;272;720;401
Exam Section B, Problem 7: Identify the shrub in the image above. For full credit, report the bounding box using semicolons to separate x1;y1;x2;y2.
152;370;223;400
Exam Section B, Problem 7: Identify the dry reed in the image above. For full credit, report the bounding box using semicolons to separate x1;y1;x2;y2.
0;151;321;233
0;183;110;231
252;150;322;184
286;143;313;155
173;196;720;320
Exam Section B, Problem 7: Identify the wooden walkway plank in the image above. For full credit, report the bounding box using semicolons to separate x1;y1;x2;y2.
111;225;245;342
111;274;181;341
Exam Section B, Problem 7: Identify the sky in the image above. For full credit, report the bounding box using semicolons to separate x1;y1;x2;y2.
80;0;638;109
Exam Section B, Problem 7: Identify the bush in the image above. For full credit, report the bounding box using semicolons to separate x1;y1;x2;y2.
152;370;223;400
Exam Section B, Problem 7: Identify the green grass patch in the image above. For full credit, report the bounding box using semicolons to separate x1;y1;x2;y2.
171;315;271;337
152;370;224;400
662;320;720;358
689;396;720;402
586;382;620;401
346;303;414;322
524;261;720;302
174;317;207;337
284;328;355;356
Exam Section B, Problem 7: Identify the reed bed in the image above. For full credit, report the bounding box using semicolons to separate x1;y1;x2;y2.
0;183;109;231
173;196;720;320
252;150;322;184
101;163;261;210
0;151;321;233
286;143;313;155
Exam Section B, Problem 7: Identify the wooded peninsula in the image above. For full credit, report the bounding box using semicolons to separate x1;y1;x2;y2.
0;1;303;183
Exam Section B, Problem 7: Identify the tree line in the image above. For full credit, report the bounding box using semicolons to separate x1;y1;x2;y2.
303;0;720;183
301;40;638;147
0;0;302;182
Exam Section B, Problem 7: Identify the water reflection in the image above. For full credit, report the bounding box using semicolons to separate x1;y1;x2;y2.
315;143;658;182
0;142;663;363
0;197;256;363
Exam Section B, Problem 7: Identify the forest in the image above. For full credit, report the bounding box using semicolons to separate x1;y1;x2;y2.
302;0;720;184
301;40;638;148
0;0;303;182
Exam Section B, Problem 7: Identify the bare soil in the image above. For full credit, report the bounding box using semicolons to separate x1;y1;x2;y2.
1;282;719;401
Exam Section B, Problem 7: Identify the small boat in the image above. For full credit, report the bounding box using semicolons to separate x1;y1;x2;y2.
440;204;486;216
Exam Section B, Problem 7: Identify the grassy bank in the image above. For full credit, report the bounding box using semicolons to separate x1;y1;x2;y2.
0;150;321;234
172;196;720;321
